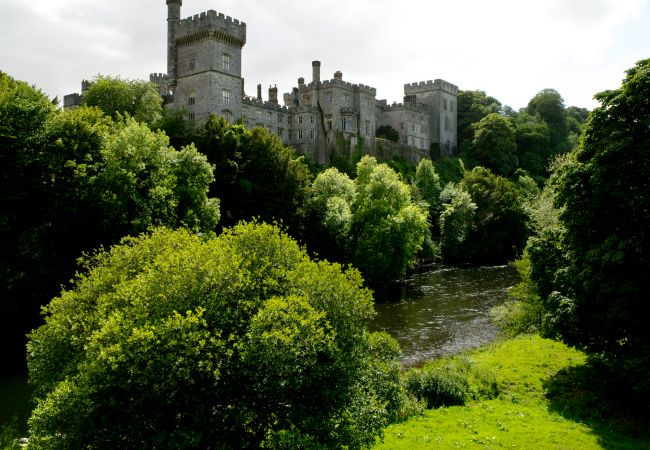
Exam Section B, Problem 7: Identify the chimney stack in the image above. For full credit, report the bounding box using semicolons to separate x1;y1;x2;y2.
312;60;321;84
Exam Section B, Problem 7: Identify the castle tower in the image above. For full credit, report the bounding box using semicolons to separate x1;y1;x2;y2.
404;79;459;156
169;8;247;124
166;0;182;90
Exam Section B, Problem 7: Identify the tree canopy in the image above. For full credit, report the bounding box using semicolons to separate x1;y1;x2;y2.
528;58;650;395
83;75;163;125
27;223;400;449
471;113;518;177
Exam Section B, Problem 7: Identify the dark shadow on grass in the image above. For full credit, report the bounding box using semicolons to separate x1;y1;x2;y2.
543;363;650;450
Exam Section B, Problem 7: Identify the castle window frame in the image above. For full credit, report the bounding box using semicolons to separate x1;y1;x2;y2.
278;115;283;123
298;130;303;140
222;53;231;71
222;110;233;123
187;112;195;123
310;115;315;125
223;89;231;107
299;116;304;125
326;91;333;102
310;129;315;140
450;101;454;113
189;56;196;71
277;128;283;138
445;116;450;131
188;91;196;106
443;99;448;111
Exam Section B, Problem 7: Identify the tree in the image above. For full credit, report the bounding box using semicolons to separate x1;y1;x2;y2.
375;124;399;142
195;115;312;233
512;112;550;178
529;59;650;395
434;157;466;185
438;183;476;261
27;223;400;449
414;158;443;233
456;90;502;151
351;157;428;284
471;113;518;177
83;75;163;125
0;72;219;374
526;88;569;156
459;167;530;264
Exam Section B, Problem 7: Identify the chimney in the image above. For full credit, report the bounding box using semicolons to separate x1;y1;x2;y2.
269;85;278;104
257;83;262;101
298;77;305;88
334;71;343;80
312;60;321;84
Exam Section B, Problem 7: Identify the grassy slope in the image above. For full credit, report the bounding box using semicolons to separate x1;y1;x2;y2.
375;335;649;449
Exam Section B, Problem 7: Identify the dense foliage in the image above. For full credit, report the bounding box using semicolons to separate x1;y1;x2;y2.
83;75;163;125
307;157;428;285
0;73;218;373
27;223;401;449
527;59;650;395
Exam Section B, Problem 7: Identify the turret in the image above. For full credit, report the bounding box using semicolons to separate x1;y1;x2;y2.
167;0;182;89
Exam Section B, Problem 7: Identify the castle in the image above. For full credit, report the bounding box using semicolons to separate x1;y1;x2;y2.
66;0;458;165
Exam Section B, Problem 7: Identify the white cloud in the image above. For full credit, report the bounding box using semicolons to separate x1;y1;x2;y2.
1;0;647;109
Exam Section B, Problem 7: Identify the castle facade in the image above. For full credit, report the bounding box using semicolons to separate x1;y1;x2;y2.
67;0;458;164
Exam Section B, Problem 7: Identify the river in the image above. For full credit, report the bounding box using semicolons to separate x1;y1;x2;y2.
370;265;520;367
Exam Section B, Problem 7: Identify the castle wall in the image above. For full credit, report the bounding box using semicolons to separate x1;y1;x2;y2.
379;102;432;151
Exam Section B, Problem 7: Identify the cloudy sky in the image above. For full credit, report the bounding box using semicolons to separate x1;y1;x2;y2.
1;0;648;110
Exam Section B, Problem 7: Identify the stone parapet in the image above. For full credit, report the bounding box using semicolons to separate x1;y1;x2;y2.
404;79;459;95
176;10;246;47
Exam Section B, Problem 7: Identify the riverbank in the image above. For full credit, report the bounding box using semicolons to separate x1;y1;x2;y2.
374;335;650;449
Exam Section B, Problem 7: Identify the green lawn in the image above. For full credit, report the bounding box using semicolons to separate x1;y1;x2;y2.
375;336;650;449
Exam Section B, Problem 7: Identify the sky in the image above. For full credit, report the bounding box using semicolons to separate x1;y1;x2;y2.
1;0;648;110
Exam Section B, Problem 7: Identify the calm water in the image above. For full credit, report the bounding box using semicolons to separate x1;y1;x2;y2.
370;265;520;367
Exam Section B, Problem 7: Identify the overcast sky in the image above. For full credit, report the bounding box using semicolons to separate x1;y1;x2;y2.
1;0;648;110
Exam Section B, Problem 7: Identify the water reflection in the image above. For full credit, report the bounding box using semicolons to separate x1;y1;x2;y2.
370;265;519;367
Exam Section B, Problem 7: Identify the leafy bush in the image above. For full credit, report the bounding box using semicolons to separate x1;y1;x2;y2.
27;222;400;449
404;356;499;409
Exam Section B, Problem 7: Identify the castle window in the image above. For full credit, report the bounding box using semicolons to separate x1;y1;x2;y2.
268;112;272;121
223;89;231;106
443;99;448;111
223;110;232;123
288;116;291;125
326;92;332;102
187;112;195;123
188;91;196;105
450;101;454;113
288;129;292;140
445;116;450;131
299;116;303;125
327;119;332;130
298;130;303;140
189;57;196;71
222;53;231;71
277;128;283;137
278;115;283;123
400;123;404;130
310;129;315;140
310;115;315;125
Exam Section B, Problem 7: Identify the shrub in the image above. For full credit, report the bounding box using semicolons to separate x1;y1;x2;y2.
27;222;400;449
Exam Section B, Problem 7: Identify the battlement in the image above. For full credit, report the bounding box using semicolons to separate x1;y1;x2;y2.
404;79;459;95
63;93;82;109
381;101;431;114
175;9;246;47
149;73;168;83
318;79;376;96
242;96;291;113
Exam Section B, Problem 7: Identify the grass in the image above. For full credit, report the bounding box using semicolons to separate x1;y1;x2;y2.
375;335;650;449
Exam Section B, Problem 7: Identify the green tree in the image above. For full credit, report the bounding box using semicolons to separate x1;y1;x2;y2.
530;59;650;395
27;223;400;449
434;157;466;185
456;90;502;151
526;88;569;156
195;115;312;232
83;75;163;125
414;158;443;231
471;113;518;177
351;157;428;283
512;112;551;178
375;124;399;142
459;167;530;264
438;183;477;261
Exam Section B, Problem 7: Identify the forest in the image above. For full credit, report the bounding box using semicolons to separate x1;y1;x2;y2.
0;58;648;448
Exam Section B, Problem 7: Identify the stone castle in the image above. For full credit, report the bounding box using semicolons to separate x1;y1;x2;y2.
66;0;458;165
